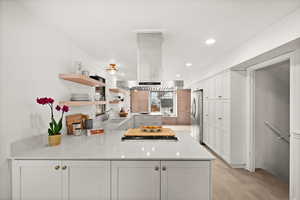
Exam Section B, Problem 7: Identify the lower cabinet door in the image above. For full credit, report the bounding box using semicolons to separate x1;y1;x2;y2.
62;161;110;200
161;161;211;200
111;161;160;200
12;160;62;200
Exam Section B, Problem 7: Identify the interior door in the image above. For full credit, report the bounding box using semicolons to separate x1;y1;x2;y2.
111;161;160;200
161;161;211;200
62;161;110;200
14;160;62;200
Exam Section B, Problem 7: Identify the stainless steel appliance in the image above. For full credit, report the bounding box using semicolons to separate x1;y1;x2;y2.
191;89;203;144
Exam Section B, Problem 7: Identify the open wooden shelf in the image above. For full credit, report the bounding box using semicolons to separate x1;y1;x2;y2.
59;74;105;87
109;100;121;104
59;101;107;107
109;88;126;94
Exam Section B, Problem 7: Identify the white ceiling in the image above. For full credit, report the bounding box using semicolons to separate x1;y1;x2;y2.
17;0;300;81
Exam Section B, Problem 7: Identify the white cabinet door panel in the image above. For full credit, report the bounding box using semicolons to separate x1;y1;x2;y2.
161;161;211;200
112;161;160;200
203;122;209;144
62;161;110;200
215;71;230;99
215;128;222;155
215;73;223;99
222;71;230;99
208;77;216;99
208;101;215;126
209;125;215;150
13;160;62;200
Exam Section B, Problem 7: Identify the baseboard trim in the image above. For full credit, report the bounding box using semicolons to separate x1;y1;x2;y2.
230;163;246;169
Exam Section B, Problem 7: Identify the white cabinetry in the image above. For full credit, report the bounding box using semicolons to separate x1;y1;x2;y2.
12;160;212;200
201;70;246;167
111;161;161;200
111;161;211;200
12;160;110;200
12;160;62;200
63;161;110;200
161;161;211;200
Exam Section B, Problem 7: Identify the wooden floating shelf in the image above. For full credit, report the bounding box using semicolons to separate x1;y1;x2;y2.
109;88;127;94
59;101;107;107
59;74;105;87
109;100;121;104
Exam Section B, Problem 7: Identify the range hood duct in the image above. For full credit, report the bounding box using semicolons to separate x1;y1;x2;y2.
117;31;184;90
137;32;163;81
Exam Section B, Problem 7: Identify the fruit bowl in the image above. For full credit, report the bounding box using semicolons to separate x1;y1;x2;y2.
141;126;162;132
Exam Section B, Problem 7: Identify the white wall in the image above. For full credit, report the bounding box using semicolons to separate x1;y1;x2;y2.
188;7;300;87
0;1;107;199
254;61;290;182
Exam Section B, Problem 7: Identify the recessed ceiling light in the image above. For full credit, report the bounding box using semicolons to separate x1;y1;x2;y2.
176;74;181;78
205;38;216;45
185;63;192;67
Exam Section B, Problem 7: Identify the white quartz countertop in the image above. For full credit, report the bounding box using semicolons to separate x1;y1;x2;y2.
10;131;215;161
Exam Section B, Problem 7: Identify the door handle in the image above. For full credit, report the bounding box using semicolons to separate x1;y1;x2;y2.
162;166;166;171
155;166;159;171
54;165;60;170
62;166;67;170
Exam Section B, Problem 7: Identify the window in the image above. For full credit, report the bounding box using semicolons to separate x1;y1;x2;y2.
150;91;177;117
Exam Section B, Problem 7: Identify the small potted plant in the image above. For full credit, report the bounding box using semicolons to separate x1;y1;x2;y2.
36;97;70;146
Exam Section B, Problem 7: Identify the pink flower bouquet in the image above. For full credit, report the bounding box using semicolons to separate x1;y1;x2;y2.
36;97;70;136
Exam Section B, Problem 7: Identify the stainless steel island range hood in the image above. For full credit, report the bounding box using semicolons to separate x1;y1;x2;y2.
117;31;183;90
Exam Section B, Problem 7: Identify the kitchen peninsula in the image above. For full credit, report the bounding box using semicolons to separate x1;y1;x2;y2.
11;130;214;200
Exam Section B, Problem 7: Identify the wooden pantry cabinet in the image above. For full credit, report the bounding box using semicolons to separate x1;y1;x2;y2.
201;70;246;167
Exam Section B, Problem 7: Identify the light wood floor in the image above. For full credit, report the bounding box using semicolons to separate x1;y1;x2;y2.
212;156;289;200
164;125;289;199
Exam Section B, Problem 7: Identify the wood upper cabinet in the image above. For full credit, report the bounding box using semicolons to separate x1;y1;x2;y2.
111;161;161;200
176;89;191;125
130;90;149;113
161;161;211;200
12;160;110;200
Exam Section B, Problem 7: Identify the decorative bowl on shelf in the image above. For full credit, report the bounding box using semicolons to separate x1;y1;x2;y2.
141;126;162;132
119;112;128;117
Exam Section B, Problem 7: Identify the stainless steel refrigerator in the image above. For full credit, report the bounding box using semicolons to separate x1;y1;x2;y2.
191;89;203;144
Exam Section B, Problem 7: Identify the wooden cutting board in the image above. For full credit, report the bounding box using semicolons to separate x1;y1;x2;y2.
124;128;175;137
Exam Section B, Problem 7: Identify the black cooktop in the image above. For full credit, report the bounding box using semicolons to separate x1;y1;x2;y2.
121;135;178;141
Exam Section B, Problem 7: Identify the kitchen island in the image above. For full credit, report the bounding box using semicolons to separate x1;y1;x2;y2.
11;130;214;200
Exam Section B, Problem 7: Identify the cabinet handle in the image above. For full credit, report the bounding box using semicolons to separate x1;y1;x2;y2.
54;165;60;170
162;166;166;171
218;117;222;120
218;96;222;98
62;166;67;170
155;166;159;171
